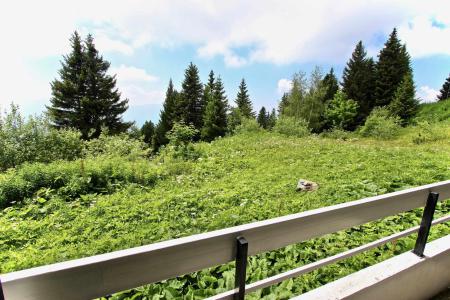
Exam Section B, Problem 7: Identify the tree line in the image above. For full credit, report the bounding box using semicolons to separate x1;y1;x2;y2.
46;30;450;150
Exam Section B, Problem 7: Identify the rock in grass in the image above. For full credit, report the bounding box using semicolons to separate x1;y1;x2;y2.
296;179;318;191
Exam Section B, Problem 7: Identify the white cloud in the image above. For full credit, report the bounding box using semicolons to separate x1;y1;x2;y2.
417;86;439;103
119;85;165;106
110;65;159;83
277;79;292;95
109;65;163;106
1;0;449;110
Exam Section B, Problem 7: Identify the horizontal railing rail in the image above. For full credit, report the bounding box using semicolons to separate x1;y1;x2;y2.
1;180;450;300
209;214;450;299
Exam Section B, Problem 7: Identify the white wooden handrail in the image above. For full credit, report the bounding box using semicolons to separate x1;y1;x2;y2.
208;214;450;299
1;180;450;300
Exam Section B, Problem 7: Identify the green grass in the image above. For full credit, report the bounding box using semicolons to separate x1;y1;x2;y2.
415;99;450;123
1;127;449;298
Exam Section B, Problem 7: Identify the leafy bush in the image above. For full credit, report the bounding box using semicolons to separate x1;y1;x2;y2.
273;116;310;137
324;91;358;129
0;157;161;208
164;122;201;160
84;131;149;159
359;107;401;139
0;104;82;170
411;121;446;144
234;118;263;134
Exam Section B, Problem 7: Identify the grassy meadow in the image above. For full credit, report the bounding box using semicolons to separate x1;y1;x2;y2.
0;102;449;299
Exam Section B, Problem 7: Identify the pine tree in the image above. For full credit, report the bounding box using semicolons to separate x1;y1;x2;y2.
47;32;131;139
207;70;215;91
342;41;376;123
374;28;412;107
437;74;450;101
267;108;277;129
140;120;155;146
322;68;339;102
278;93;289;115
153;80;179;150
257;106;269;129
180;63;204;130
201;77;228;141
47;31;85;131
202;70;215;109
235;78;255;118
389;73;419;125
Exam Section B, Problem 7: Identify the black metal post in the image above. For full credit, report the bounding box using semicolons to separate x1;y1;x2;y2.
413;192;439;257
234;236;248;300
0;277;4;300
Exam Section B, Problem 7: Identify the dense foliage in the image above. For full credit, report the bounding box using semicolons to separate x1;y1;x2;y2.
0;104;82;171
0;115;449;298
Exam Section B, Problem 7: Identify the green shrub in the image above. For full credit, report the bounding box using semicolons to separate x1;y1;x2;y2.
411;121;446;144
84;132;149;159
273;116;310;138
359;107;401;139
164;122;201;161
0;157;161;208
235;118;263;134
0;104;82;170
324;91;358;130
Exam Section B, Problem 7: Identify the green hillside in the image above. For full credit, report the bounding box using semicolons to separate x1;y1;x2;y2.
415;99;450;123
1;125;449;299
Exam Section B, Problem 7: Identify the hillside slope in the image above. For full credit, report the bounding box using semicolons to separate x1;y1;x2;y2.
1;129;449;299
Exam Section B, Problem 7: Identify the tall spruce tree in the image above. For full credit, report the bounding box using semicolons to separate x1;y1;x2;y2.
389;73;419;125
202;70;215;109
201;77;228;141
47;32;131;139
257;106;269;129
140;120;155;146
342;41;375;123
374;28;412;107
235;78;255;118
278;93;289;115
153;80;178;150
437;74;450;101
267;108;277;129
47;32;84;130
322;68;339;102
207;70;215;91
180;63;204;130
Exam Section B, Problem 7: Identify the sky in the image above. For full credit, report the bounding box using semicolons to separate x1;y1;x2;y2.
1;0;449;126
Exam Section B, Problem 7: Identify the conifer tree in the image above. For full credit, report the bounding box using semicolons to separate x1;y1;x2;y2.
389;73;419;125
437;74;450;101
207;70;215;91
47;32;131;139
374;28;412;107
201;77;228;141
140;120;155;146
278;93;289;115
153;80;178;150
202;70;215;109
322;68;339;102
235;78;255;118
267;108;277;129
47;31;84;130
257;106;269;129
342;41;375;123
180;63;204;130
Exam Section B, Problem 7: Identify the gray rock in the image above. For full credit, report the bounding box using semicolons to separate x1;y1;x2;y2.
296;179;319;191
